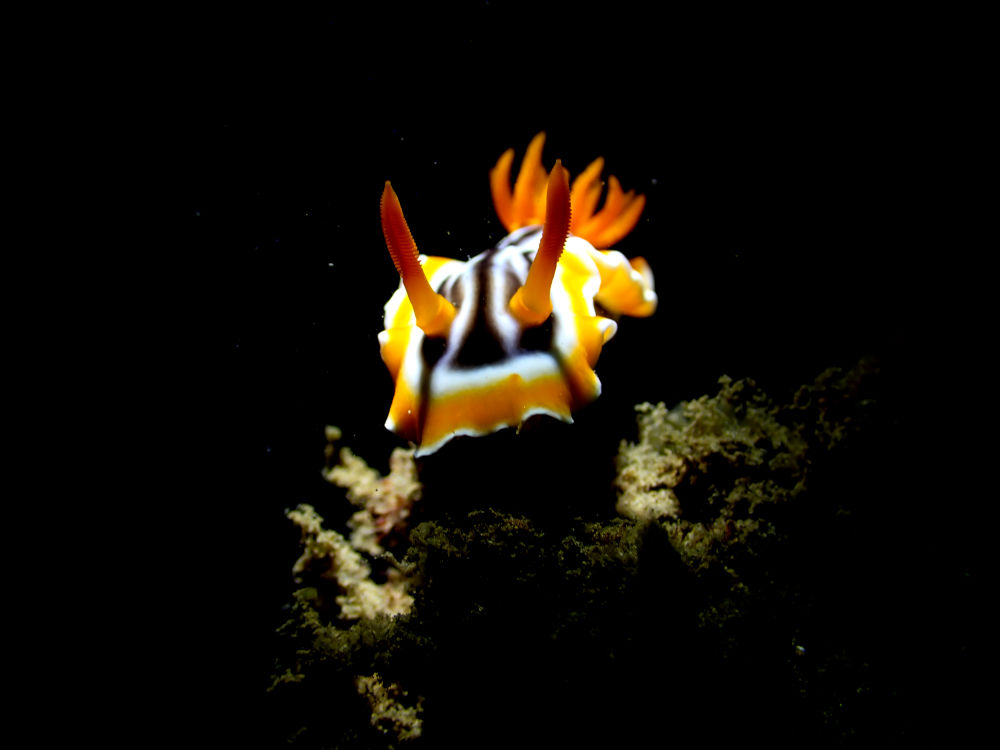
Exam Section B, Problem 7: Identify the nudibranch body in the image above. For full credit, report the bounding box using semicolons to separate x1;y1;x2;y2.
378;133;657;457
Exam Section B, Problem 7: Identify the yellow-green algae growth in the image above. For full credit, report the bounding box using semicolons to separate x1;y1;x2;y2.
270;359;901;747
616;374;812;573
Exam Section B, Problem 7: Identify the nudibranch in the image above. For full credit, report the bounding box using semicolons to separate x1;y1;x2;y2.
378;133;657;457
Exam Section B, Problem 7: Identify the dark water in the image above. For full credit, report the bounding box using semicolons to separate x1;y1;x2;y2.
173;7;974;746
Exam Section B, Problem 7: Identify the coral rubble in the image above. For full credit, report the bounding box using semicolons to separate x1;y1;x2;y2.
287;504;414;620
355;673;423;742
271;359;902;747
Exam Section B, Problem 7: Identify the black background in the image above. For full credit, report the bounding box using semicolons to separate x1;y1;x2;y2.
171;4;977;744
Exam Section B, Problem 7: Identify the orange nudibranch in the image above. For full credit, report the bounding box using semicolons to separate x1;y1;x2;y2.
378;132;657;456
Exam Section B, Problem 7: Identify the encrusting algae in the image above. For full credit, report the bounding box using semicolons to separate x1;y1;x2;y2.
321;425;422;559
615;374;811;574
287;504;414;621
270;359;894;747
355;673;424;742
273;433;425;745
